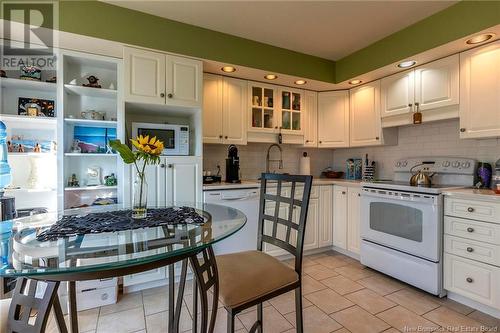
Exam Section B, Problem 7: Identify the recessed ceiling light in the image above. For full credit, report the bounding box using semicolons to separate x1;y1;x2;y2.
264;74;278;80
349;79;362;85
466;33;495;45
398;60;417;68
221;66;236;73
294;80;307;85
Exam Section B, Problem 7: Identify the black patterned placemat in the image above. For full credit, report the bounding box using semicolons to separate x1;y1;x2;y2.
36;207;206;242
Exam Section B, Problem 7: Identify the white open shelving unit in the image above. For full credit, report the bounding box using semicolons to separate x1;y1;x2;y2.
59;50;124;210
0;43;124;213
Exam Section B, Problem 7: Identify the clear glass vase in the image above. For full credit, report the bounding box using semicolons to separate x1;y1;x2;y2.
132;172;148;219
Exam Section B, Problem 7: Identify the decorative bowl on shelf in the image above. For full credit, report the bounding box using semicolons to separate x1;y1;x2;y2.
322;171;344;179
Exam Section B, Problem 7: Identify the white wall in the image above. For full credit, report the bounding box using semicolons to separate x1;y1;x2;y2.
332;119;500;180
203;143;334;180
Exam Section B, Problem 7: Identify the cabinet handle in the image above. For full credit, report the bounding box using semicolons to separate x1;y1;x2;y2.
160;93;165;98
219;135;223;139
160;164;165;168
467;207;475;213
408;103;413;109
342;191;346;195
275;126;278;129
358;193;361;197
460;128;466;133
466;247;474;253
168;164;173;168
168;93;173;98
319;141;322;144
467;227;474;233
375;137;380;140
225;136;228;139
305;140;309;143
466;277;473;283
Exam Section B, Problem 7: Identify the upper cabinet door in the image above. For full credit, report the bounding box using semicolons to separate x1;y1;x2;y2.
317;91;349;148
381;69;414;117
248;82;277;132
223;77;248;145
460;41;500;139
124;47;166;104
165;55;202;108
279;88;303;135
350;81;383;147
303;91;318;147
203;74;223;144
415;54;459;111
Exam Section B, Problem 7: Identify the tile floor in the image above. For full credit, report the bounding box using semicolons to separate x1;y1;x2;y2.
47;250;500;333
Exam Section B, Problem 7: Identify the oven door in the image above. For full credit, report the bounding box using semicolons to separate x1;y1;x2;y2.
361;188;442;262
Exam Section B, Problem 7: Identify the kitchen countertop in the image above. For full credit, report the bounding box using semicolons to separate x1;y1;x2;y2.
443;188;500;202
203;178;362;190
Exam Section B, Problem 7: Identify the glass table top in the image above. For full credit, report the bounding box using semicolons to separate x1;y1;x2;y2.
0;203;246;278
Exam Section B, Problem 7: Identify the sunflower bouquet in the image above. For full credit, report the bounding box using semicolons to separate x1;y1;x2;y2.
109;135;164;218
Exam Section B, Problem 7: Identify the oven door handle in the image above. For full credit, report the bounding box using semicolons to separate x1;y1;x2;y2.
361;188;438;204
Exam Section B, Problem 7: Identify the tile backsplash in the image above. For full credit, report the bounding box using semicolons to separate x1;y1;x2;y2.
203;143;334;180
332;119;500;180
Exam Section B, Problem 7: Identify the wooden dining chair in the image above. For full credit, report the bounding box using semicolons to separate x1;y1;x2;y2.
216;173;313;333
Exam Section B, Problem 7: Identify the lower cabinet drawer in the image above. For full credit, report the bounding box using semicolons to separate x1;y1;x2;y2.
444;235;500;266
444;197;500;224
444;216;500;245
444;253;500;308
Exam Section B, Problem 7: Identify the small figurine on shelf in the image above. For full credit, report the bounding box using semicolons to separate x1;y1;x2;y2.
45;76;56;83
7;141;13;153
70;139;81;153
17;144;24;153
83;75;101;88
104;173;117;186
0;70;6;78
33;143;41;153
67;173;80;187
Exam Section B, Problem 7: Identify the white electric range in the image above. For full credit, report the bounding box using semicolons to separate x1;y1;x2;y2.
360;157;476;297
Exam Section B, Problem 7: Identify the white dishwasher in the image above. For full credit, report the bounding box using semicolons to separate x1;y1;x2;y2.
204;188;259;254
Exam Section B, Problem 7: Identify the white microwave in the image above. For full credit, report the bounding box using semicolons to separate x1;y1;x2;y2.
131;122;189;156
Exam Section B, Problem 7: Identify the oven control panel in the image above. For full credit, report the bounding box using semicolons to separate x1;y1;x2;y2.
394;157;476;175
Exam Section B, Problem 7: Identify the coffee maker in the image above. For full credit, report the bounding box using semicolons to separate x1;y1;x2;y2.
225;145;240;183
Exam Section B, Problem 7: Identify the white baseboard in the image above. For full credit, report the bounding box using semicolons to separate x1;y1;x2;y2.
447;292;500;319
331;246;360;261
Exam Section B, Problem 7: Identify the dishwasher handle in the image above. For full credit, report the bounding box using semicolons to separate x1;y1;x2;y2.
207;190;259;201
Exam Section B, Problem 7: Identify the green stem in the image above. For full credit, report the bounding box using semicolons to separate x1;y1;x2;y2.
138;159;147;208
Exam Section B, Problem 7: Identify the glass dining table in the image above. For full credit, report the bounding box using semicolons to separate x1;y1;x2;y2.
0;202;247;333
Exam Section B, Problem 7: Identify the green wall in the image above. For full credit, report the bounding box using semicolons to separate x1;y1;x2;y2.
58;1;336;83
3;1;500;83
335;1;500;82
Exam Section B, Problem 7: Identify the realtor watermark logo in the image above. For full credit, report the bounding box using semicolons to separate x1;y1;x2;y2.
1;1;58;70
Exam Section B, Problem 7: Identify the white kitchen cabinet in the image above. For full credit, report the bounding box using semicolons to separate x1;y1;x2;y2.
303;90;318;147
165;156;202;204
165;55;202;108
129;156;201;206
248;82;278;133
318;91;349;148
124;47;165;105
124;47;202;108
203;74;223;143
381;69;414;118
349;81;383;147
203;74;247;145
318;185;334;247
303;197;320;251
222;77;248;145
333;186;348;249
347;187;361;254
381;54;459;127
460;40;500;139
414;54;459;111
279;87;304;135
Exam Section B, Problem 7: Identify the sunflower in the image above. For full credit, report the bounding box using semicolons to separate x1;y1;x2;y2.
131;135;164;156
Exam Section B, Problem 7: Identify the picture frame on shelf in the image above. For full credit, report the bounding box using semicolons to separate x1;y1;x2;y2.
18;97;55;117
73;126;116;154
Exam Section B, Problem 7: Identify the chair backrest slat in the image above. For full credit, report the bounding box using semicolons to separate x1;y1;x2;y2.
257;173;313;274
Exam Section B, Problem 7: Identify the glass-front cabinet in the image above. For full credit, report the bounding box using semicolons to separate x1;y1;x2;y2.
279;87;303;134
249;83;277;131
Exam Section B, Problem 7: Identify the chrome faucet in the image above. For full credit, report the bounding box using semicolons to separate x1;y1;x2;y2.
266;144;283;173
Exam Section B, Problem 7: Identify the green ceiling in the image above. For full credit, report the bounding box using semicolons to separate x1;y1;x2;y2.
4;1;500;83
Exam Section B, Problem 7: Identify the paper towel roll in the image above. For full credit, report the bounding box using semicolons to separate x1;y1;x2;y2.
299;152;311;175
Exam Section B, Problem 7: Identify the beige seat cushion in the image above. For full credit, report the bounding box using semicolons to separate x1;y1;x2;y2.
0;298;11;333
217;250;299;308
